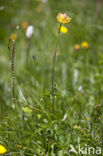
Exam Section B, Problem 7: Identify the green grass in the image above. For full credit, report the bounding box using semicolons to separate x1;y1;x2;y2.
0;0;103;155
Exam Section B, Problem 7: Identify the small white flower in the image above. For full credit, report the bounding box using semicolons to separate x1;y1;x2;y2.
62;113;67;121
26;25;34;38
16;25;19;29
78;85;82;92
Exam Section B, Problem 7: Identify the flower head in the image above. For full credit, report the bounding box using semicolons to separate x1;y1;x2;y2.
26;25;34;38
74;44;80;51
21;21;29;30
81;41;89;49
60;26;68;34
0;144;7;154
10;34;17;41
57;13;71;24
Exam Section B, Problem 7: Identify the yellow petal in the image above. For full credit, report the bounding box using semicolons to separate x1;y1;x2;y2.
57;13;71;24
81;41;89;49
0;145;7;154
60;26;68;34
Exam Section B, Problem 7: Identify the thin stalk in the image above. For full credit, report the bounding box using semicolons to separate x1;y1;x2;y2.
51;23;62;118
26;38;30;63
11;40;15;106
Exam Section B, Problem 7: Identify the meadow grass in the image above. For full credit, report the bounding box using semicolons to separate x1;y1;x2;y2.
0;0;103;155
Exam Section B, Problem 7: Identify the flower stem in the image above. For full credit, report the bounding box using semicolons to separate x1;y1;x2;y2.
51;23;62;118
11;40;15;106
26;38;30;64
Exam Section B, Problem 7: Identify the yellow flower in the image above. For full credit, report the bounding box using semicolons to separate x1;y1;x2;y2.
74;44;80;51
57;13;71;24
22;107;32;113
0;144;7;154
10;34;17;41
81;41;89;49
73;125;80;130
21;21;29;30
60;26;68;34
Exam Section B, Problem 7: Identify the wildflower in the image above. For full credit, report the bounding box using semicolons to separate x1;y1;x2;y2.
73;125;80;130
78;85;82;92
21;21;29;30
22;107;32;113
57;13;71;24
74;44;80;51
60;26;68;34
81;41;89;49
10;34;17;41
62;113;67;121
0;144;7;154
26;25;34;38
16;25;19;30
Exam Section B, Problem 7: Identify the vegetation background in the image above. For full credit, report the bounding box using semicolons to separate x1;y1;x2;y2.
0;0;103;155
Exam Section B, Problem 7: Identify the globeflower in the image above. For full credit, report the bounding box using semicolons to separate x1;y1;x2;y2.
81;41;89;49
74;44;80;51
60;26;68;34
10;34;17;41
0;144;7;154
57;13;71;24
21;21;29;30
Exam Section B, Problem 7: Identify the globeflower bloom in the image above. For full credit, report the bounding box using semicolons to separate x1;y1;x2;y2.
60;26;68;34
81;41;89;49
57;13;71;24
74;44;80;51
10;34;17;41
0;144;7;154
21;21;29;30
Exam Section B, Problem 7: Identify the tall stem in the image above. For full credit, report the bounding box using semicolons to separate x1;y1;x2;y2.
26;38;30;64
51;23;62;118
11;40;15;105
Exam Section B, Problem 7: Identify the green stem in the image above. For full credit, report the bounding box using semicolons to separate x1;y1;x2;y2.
26;38;30;64
11;40;15;106
51;23;62;118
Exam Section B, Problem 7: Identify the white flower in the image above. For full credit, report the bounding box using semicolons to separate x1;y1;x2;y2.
62;113;67;121
26;25;34;38
78;85;82;92
16;25;19;29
